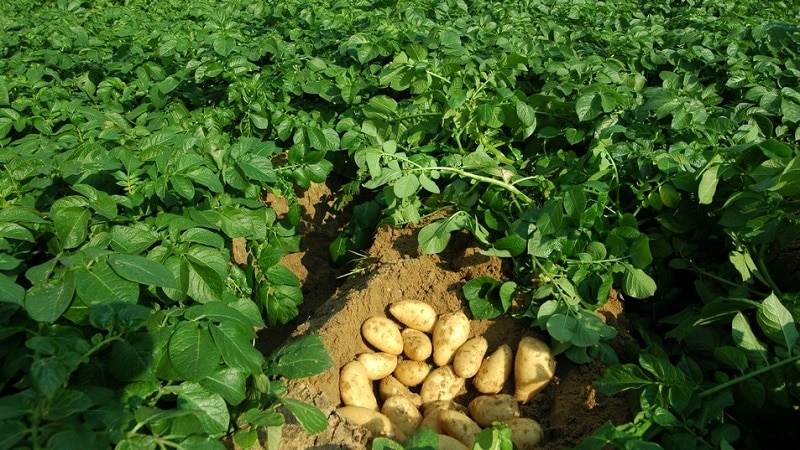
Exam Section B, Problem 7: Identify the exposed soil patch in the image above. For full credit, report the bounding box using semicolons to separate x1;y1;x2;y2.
257;182;634;449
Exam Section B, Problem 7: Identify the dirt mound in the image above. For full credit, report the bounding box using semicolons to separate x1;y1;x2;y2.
258;181;632;449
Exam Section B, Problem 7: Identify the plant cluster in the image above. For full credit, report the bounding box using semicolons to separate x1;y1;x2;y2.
1;0;800;449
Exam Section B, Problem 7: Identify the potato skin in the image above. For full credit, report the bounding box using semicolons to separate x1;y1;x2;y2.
362;316;404;355
389;300;438;333
420;365;465;405
503;417;544;450
437;434;470;450
381;395;422;437
356;352;398;380
339;360;378;410
394;360;431;387
514;336;556;403
337;406;406;441
432;312;470;366
473;344;513;394
468;394;520;427
439;409;481;447
402;328;433;361
453;336;488;378
379;375;422;407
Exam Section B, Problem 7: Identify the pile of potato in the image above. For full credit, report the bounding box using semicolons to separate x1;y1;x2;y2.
336;300;556;449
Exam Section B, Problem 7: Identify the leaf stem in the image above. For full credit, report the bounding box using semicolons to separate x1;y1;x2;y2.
699;353;800;398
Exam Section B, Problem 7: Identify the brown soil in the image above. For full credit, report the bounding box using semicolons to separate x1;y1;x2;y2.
256;180;634;449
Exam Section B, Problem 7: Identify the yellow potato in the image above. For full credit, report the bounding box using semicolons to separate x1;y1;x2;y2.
432;312;470;366
378;375;422;407
419;408;445;433
503;417;544;450
468;394;520;427
437;434;470;450
381;395;422;438
362;316;404;355
453;336;488;378
439;409;481;447
394;360;431;387
420;400;468;418
402;328;433;361
473;344;513;394
389;300;437;333
337;405;406;441
420;365;465;405
357;352;398;380
514;336;556;403
339;360;378;410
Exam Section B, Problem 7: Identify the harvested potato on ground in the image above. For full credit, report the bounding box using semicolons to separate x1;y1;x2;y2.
432;312;470;366
420;400;468;418
357;352;397;380
468;394;520;427
419;408;445;433
438;434;470;450
473;344;513;394
394;360;430;387
420;365;465;404
453;336;488;378
503;417;544;450
362;316;404;355
340;360;378;409
381;395;422;437
379;375;422;407
337;406;406;441
514;336;556;403
402;328;433;361
439;409;482;447
389;300;438;333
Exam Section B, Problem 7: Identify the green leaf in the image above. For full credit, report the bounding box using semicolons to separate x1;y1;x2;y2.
630;235;653;269
474;422;513;450
237;154;275;183
52;206;90;249
186;254;225;303
371;438;404;450
177;382;230;436
622;264;657;299
30;359;68;399
757;293;798;349
0;420;25;450
698;163;720;205
263;284;302;326
714;346;748;372
515;100;537;128
0;222;35;242
281;397;328;434
403;427;439;449
108;336;156;382
596;364;654;395
199;367;247;406
393;174;420;198
25;275;75;323
0;274;25;306
108;254;177;289
168;321;221;380
547;313;578;342
418;212;472;254
209;322;265;374
265;334;332;379
576;91;602;122
76;261;139;306
731;312;769;363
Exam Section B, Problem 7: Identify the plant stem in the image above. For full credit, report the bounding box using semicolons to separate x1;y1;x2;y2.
699;353;800;398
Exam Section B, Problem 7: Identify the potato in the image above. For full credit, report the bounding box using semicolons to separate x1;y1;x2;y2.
432;312;470;366
453;336;488;378
468;394;520;427
420;400;468;418
362;316;404;355
402;328;433;361
420;365;465;405
340;361;378;409
438;434;470;450
394;360;430;387
337;406;406;441
439;409;481;447
419;408;445;433
389;300;437;333
357;352;398;380
503;417;544;450
379;375;422;407
381;395;422;437
514;336;556;403
473;344;513;394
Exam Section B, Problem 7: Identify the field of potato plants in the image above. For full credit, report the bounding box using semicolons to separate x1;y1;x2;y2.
2;0;800;448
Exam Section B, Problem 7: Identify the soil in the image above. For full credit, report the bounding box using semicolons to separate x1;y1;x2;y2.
255;180;635;449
